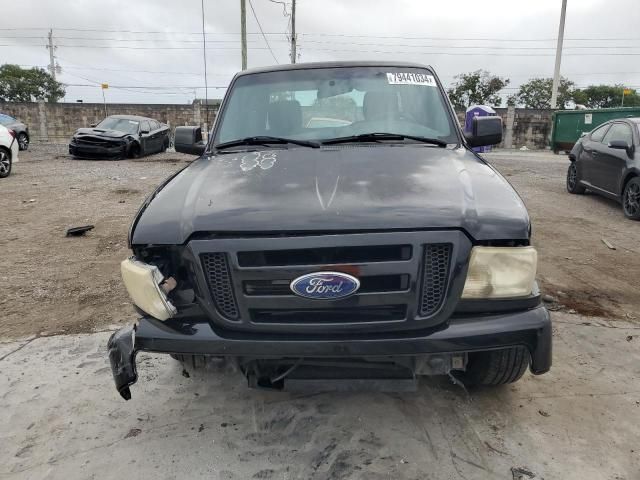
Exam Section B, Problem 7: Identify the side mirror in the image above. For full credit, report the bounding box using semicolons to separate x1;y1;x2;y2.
465;116;502;148
90;123;97;128
608;140;634;156
174;126;206;156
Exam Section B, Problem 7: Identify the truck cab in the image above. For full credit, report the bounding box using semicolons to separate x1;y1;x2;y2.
108;61;551;399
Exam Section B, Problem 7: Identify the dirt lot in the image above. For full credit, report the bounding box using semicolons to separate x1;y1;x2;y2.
1;145;639;479
1;145;638;339
1;144;194;338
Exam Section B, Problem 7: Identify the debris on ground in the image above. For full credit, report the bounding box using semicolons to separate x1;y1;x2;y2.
627;335;634;342
542;294;557;303
65;225;95;237
181;369;190;378
538;409;550;417
601;238;616;250
124;428;142;439
511;466;539;479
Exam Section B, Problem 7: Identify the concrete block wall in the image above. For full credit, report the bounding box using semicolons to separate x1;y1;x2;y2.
0;100;553;149
0;101;218;143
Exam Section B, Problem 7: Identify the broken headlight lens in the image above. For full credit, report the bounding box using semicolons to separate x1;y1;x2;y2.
461;246;537;299
121;258;177;320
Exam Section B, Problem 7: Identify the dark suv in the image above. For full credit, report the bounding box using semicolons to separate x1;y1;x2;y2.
108;62;551;399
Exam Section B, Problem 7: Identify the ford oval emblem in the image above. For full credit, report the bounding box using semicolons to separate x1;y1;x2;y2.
290;271;360;300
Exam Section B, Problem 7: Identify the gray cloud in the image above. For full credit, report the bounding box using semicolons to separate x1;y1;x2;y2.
3;0;640;103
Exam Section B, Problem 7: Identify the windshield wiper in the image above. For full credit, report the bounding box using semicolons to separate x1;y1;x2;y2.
321;132;448;147
215;136;320;150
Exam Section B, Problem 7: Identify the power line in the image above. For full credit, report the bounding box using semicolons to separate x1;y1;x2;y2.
5;26;640;42
248;0;280;64
7;42;640;56
5;35;640;51
0;43;273;50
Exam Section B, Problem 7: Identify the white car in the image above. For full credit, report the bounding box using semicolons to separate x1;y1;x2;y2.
0;124;19;178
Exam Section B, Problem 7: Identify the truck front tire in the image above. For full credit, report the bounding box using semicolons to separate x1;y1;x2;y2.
458;346;530;386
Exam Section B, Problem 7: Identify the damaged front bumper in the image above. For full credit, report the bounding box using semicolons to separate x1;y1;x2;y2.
107;306;552;400
69;141;127;159
107;326;138;400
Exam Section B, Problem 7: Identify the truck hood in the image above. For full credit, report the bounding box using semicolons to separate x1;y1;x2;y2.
131;145;530;244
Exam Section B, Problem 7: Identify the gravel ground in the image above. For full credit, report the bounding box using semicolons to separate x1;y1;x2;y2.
486;150;640;321
1;144;638;339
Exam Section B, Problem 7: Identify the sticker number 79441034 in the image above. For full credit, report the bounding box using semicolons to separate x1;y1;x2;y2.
386;72;436;86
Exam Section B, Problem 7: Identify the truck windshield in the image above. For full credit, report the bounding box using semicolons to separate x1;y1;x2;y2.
215;66;458;146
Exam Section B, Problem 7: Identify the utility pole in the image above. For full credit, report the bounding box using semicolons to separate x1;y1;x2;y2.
240;0;247;70
201;0;209;127
550;0;567;110
290;0;297;64
47;29;57;82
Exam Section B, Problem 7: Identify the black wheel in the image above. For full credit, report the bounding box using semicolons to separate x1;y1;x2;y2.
17;133;29;151
566;163;586;194
128;142;141;159
0;147;11;178
622;177;640;220
457;346;529;386
170;354;207;369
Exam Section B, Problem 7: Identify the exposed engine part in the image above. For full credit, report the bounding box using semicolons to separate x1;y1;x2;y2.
160;276;177;295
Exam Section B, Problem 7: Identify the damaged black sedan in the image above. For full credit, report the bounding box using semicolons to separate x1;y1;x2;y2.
69;115;170;159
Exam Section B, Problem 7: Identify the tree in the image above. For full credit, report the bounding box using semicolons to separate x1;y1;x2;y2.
447;70;509;110
572;84;640;109
513;77;575;109
0;64;65;102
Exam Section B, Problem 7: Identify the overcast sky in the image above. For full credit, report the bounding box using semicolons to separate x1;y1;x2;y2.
2;0;640;104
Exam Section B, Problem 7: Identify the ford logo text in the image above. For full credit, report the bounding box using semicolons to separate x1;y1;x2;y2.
290;271;360;300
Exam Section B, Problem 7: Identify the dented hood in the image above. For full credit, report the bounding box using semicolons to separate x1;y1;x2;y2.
74;128;130;139
131;146;530;245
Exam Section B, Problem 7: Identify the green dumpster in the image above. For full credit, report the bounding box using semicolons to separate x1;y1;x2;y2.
551;107;640;153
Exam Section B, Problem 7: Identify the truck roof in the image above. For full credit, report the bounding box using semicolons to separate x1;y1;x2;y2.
236;61;434;77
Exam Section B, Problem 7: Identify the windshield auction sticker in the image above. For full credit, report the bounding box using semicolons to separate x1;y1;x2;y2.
386;72;436;86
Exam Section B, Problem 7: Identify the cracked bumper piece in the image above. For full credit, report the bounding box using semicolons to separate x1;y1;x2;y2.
107;326;138;400
107;306;551;400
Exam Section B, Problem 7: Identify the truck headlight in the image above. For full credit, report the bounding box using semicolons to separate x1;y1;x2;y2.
121;258;177;320
461;246;537;299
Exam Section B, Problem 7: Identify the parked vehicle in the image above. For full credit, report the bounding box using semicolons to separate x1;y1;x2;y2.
0;124;19;178
108;61;551;400
0;113;29;150
68;115;170;159
567;118;640;220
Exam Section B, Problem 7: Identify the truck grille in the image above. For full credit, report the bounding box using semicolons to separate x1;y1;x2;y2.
419;244;452;317
190;231;467;333
237;244;411;267
251;305;407;324
243;274;410;296
201;253;239;320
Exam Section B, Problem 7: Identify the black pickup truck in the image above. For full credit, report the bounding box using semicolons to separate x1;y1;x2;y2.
108;61;551;399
